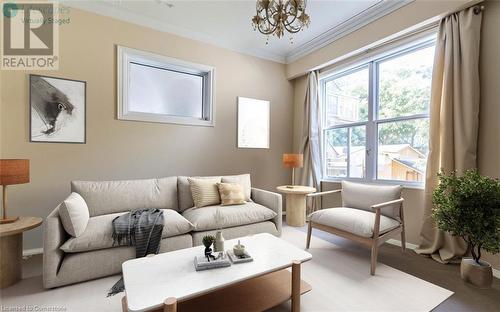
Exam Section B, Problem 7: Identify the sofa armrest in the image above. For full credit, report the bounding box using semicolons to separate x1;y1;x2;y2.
251;187;282;236
43;205;68;288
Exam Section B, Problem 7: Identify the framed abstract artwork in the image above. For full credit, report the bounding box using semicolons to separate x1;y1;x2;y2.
29;74;86;143
237;97;270;149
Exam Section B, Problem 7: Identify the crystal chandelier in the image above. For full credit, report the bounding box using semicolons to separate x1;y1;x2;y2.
252;0;310;44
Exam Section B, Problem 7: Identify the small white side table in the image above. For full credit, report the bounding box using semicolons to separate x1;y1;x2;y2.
276;186;316;227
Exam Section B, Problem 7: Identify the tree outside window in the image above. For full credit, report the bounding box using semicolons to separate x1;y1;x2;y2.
321;39;435;185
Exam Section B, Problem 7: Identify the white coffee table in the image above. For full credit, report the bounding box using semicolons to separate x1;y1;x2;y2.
122;233;312;312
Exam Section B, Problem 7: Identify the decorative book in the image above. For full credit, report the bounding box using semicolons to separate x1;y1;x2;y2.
227;250;253;264
194;253;231;271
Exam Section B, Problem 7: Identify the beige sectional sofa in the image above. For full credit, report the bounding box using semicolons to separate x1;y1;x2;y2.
43;174;282;288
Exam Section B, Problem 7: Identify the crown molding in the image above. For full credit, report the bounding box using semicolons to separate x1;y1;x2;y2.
285;0;415;64
62;1;287;63
63;1;414;65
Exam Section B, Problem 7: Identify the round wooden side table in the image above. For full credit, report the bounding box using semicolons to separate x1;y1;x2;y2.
0;217;42;288
276;186;316;227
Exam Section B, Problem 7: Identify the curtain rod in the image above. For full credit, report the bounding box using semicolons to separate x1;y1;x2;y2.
312;2;485;76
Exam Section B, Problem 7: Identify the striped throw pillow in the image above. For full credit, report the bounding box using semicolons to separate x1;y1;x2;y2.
188;177;221;208
217;183;246;206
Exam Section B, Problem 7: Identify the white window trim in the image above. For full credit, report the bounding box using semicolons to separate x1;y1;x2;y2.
319;37;436;188
117;46;215;127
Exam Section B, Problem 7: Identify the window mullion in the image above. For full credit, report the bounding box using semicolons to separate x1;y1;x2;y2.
366;62;377;181
347;127;351;178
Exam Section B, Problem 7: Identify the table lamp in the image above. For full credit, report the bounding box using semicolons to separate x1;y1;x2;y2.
283;154;303;188
0;159;30;224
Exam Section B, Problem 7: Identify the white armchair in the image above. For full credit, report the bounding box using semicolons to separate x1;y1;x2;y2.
306;181;406;275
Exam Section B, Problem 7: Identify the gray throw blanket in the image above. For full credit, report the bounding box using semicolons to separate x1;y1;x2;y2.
107;208;164;297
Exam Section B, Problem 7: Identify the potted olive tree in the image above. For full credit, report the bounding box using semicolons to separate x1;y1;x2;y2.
432;169;500;288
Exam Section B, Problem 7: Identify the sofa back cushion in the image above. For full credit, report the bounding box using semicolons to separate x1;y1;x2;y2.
71;177;178;217
341;181;402;219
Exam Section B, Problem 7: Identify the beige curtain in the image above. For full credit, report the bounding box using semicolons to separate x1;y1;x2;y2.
416;6;482;263
298;71;322;214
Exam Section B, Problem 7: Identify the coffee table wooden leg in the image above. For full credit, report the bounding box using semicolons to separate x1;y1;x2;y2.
291;260;301;312
163;297;177;312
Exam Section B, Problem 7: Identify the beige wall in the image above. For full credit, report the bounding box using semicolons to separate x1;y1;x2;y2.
0;8;294;250
291;0;500;269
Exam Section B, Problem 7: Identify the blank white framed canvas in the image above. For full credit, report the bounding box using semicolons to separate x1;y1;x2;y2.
237;97;270;149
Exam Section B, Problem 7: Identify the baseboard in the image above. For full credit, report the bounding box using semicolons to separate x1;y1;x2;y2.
385;239;500;280
386;238;418;250
23;247;43;257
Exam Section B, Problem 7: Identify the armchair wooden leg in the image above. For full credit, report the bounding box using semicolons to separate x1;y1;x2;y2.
122;296;128;312
306;222;312;249
400;202;406;253
291;261;301;312
400;229;406;253
370;242;379;276
164;297;177;312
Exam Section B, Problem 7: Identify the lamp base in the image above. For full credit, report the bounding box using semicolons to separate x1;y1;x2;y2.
0;217;19;225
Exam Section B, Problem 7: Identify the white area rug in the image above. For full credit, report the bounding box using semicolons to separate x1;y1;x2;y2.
0;226;452;312
270;227;453;311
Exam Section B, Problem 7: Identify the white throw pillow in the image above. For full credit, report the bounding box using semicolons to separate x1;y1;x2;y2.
59;192;90;237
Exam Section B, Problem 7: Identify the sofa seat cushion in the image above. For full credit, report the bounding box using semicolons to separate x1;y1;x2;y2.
309;207;400;238
182;202;277;232
60;209;194;253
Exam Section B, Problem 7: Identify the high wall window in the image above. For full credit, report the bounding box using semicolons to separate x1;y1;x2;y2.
320;39;435;186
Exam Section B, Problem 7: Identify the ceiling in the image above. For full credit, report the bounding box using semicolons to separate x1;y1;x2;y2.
66;0;413;63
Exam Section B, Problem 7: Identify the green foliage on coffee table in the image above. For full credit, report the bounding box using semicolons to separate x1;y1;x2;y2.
202;235;215;248
432;169;500;264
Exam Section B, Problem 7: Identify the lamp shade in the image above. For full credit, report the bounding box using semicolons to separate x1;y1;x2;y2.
0;159;30;185
282;154;303;168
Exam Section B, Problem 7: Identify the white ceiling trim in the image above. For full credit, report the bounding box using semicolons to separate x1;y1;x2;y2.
285;0;415;63
63;1;287;63
64;0;414;65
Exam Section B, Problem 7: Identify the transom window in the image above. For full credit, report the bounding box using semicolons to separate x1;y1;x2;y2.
320;38;435;186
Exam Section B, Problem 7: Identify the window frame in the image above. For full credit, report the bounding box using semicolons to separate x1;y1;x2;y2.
117;46;215;127
320;38;436;188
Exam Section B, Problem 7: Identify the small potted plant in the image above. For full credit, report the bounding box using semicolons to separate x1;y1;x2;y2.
432;169;500;288
202;235;215;262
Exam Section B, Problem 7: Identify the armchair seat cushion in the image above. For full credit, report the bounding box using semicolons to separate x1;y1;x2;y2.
182;202;277;232
60;209;194;253
309;207;400;238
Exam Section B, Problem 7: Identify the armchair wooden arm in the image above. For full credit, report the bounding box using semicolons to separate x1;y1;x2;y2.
370;198;404;211
306;189;341;198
